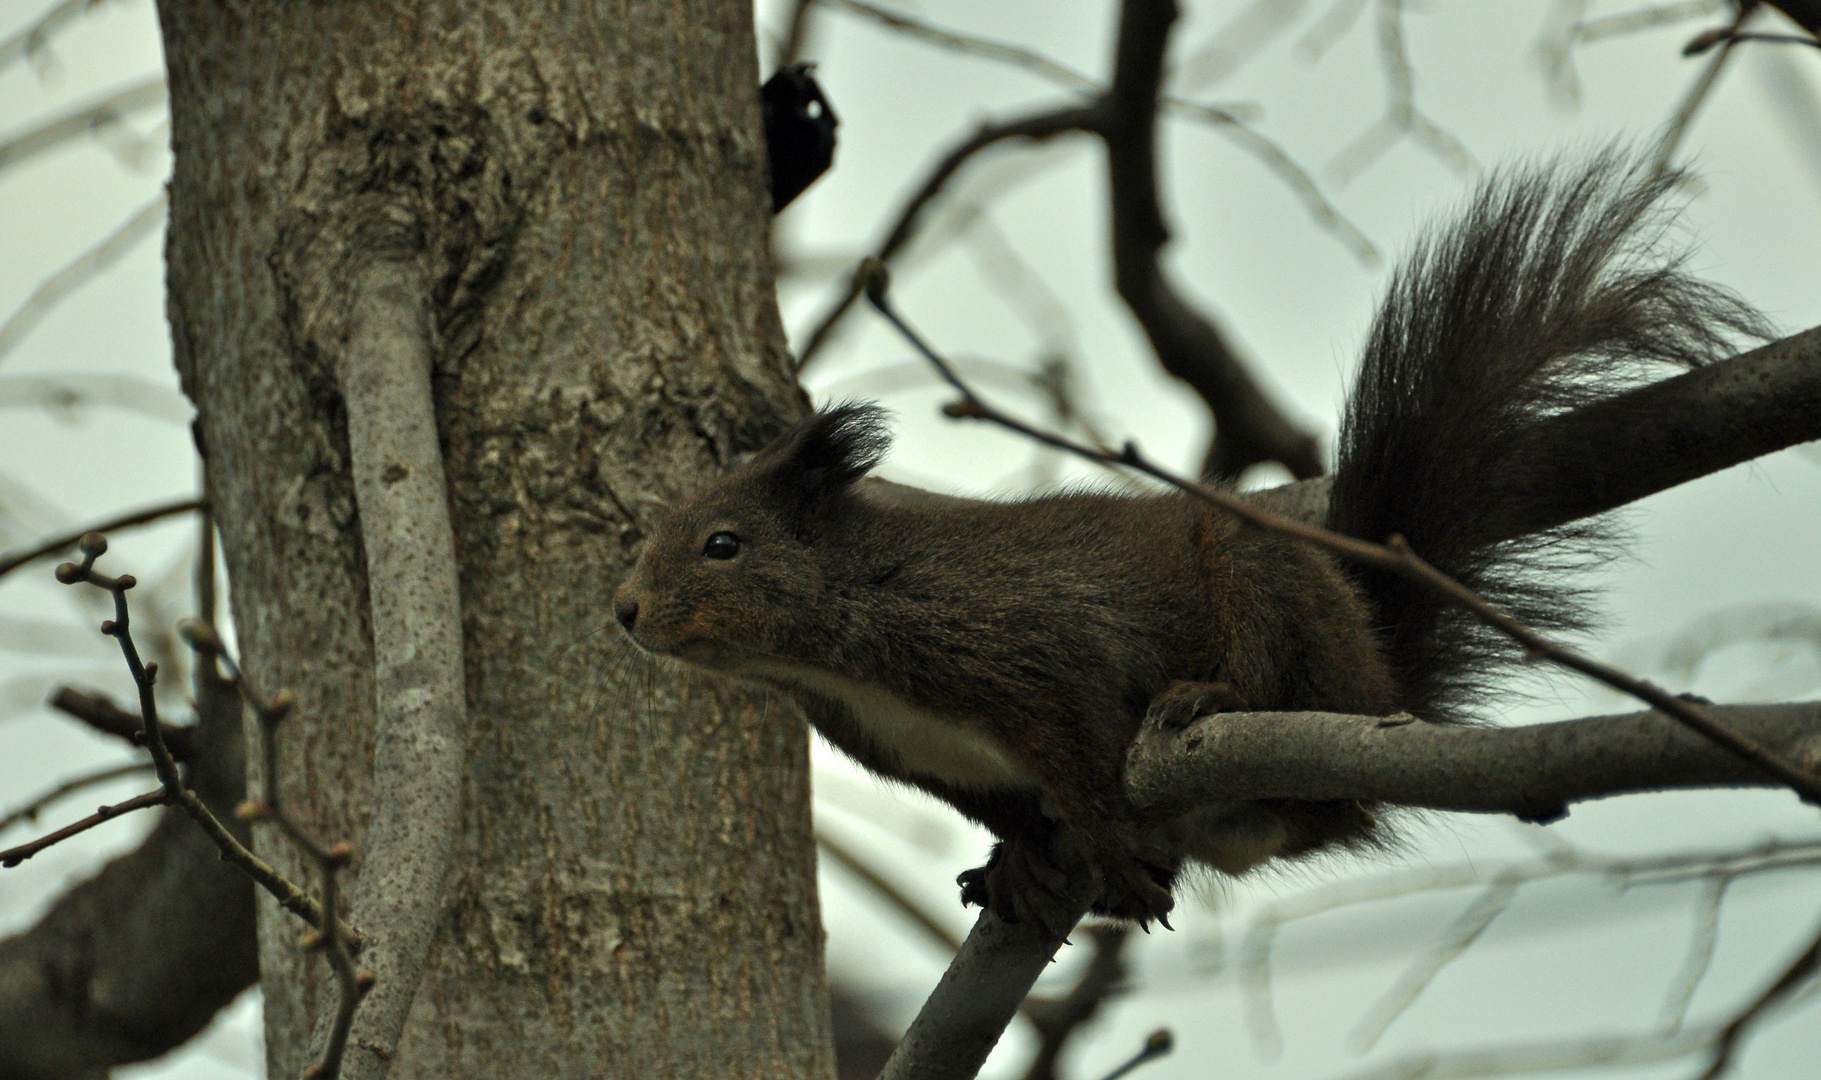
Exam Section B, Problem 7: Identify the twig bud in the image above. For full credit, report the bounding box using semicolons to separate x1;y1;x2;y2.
299;930;326;952
355;970;378;993
324;841;354;868
77;532;106;558
177;618;224;654
265;689;297;721
115;574;136;590
99;620;118;635
54;562;84;585
858;256;891;305
234;799;272;822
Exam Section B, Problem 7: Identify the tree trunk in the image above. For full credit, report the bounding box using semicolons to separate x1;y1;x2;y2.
156;3;831;1076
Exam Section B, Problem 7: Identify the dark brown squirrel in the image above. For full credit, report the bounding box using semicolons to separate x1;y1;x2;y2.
612;155;1764;935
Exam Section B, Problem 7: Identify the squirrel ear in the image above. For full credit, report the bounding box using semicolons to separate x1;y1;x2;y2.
754;402;891;512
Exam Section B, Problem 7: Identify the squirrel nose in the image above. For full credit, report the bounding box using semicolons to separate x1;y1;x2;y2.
614;597;639;632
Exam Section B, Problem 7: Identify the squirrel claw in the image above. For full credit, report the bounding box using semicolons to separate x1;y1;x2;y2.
1146;681;1250;731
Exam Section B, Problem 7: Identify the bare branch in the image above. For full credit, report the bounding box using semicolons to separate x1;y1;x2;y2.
0;194;167;364
1126;702;1821;820
1699;914;1821;1080
1650;4;1755;175
818;832;964;953
0;496;205;582
48;686;198;761
1102;0;1326;480
1178;0;1309;91
0;762;153;835
795;107;1097;369
1349;876;1518;1050
0;790;167;867
1323;1023;1721;1080
0;77;166;172
1094;1030;1173;1080
1325;0;1474;186
1659;875;1731;1031
0;373;195;424
1020;925;1136;1080
877;902;1094;1080
0;0;103;73
49;537;348;941
0;648;257;1075
1579;1;1726;43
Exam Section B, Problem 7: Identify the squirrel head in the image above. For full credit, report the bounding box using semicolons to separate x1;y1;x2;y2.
613;403;890;670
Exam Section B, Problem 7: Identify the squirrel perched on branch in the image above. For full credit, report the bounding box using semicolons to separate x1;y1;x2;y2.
613;155;1766;935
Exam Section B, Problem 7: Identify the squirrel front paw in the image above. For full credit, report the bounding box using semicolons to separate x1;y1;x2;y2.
1145;680;1250;731
956;835;1084;940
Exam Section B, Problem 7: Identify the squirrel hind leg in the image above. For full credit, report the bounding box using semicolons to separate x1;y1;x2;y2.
959;824;1179;935
1166;802;1292;876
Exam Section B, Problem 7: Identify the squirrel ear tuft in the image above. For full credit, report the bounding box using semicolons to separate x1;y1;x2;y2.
755;402;891;507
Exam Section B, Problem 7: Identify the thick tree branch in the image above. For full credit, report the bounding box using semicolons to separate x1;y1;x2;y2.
1501;323;1821;536
1126;702;1821;822
1103;0;1323;481
313;258;468;1080
1237;322;1821;541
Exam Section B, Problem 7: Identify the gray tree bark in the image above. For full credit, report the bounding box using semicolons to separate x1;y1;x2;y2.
156;3;832;1076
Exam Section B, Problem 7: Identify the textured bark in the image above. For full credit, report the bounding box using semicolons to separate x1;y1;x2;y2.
157;3;831;1077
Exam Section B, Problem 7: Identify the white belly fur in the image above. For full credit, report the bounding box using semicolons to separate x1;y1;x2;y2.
744;660;1037;792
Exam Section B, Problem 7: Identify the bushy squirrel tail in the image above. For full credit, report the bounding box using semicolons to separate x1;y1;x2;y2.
1327;151;1767;723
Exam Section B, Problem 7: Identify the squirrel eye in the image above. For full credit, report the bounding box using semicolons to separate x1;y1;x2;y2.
702;531;742;560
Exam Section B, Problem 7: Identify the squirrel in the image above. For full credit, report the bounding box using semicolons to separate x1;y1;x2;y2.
612;154;1765;935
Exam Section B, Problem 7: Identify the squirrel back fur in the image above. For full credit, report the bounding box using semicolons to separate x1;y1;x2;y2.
614;153;1764;931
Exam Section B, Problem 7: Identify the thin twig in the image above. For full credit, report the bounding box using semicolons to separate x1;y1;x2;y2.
0;77;166;172
1349;875;1520;1050
0;762;154;834
1686;29;1821;53
302;843;372;1080
1578;1;1724;44
1659;875;1731;1032
818;832;963;952
193;621;375;1080
859;267;1821;803
53;534;352;942
1096;1030;1173;1080
1651;5;1754;175
0;789;167;866
1698;914;1821;1080
0;495;205;581
0;194;167;364
1325;0;1474;186
795;107;1097;369
0;0;93;72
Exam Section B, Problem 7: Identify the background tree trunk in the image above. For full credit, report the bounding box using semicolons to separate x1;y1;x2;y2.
156;2;831;1076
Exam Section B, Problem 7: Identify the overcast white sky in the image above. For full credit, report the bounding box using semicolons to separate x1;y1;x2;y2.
1;2;1819;1078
